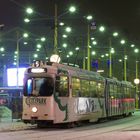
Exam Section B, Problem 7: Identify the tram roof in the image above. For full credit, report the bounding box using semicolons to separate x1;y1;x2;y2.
29;61;105;81
48;62;105;80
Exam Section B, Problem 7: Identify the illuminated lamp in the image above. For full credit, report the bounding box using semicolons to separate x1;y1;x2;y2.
134;78;140;85
32;107;38;113
50;54;61;63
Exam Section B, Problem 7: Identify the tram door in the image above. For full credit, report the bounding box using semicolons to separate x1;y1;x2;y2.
105;80;116;117
105;80;110;117
105;80;123;117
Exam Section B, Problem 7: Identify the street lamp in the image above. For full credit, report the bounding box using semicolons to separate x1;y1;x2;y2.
53;5;76;55
86;15;93;71
109;38;116;77
16;32;28;87
120;39;127;81
74;47;80;66
134;48;139;109
26;7;33;14
109;32;118;78
25;5;76;60
98;25;118;77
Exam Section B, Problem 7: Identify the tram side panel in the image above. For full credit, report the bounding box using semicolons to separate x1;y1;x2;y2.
54;75;107;123
121;83;135;115
67;77;107;122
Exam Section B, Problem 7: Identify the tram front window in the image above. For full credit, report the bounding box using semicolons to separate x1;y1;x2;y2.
24;77;54;96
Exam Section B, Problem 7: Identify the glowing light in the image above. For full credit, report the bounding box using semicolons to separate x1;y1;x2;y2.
134;78;140;84
32;107;38;113
86;15;93;20
31;68;45;73
69;6;76;13
50;54;61;63
26;7;33;14
7;68;26;86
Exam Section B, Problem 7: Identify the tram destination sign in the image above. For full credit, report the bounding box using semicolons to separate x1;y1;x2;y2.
25;97;46;106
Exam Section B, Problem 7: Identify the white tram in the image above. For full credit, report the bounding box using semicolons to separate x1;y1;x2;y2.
22;60;135;127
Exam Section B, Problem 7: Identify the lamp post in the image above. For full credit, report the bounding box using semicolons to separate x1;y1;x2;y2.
25;5;76;60
109;47;115;77
98;26;118;77
86;15;93;71
120;39;127;81
53;5;76;55
51;5;76;62
135;61;139;109
108;32;118;77
109;38;112;77
74;47;80;66
134;48;139;109
16;32;28;87
54;4;58;54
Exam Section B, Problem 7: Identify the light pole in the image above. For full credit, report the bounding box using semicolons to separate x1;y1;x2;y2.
25;6;76;60
86;15;93;71
74;47;80;66
120;39;127;81
54;4;58;54
16;32;28;87
109;38;112;77
109;46;115;77
134;48;139;109
135;61;139;109
54;5;75;56
98;26;118;77
108;32;118;77
134;60;139;109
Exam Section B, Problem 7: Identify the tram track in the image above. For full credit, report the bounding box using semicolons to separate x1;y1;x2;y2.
0;112;140;140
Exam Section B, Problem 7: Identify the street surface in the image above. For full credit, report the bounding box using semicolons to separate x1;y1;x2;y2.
0;111;140;140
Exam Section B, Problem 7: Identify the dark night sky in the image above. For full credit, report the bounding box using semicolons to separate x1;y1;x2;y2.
1;0;140;43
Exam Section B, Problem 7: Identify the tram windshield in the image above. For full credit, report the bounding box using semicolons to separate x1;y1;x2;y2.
24;77;54;96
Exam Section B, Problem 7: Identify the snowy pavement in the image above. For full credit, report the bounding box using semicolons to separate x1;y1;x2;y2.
0;119;35;131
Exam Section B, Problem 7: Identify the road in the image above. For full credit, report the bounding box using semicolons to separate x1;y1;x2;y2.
0;111;140;140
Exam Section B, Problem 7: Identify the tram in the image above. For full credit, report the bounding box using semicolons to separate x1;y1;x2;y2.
22;60;135;127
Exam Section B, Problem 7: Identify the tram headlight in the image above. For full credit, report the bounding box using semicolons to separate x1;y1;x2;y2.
32;107;38;113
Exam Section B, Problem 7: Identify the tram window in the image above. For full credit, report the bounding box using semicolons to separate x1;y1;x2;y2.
90;81;97;97
72;78;81;97
109;84;114;98
126;87;131;98
39;78;54;96
81;80;90;97
55;76;68;97
26;79;33;95
122;86;125;95
117;85;122;98
24;79;33;96
123;87;127;97
131;87;135;98
114;84;117;98
97;82;104;97
35;79;43;91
